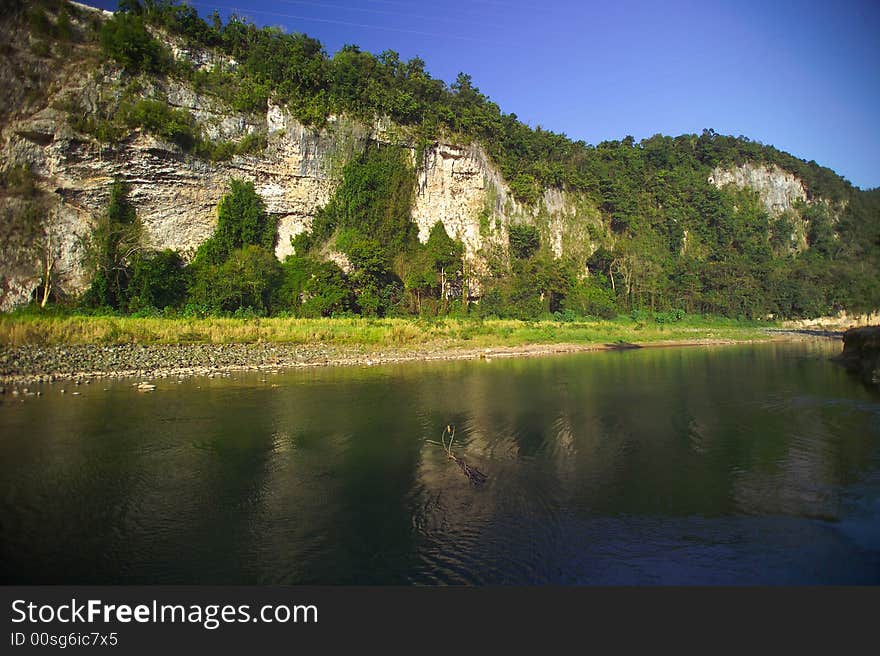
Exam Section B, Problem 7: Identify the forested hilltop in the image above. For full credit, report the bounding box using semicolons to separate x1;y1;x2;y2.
1;0;878;321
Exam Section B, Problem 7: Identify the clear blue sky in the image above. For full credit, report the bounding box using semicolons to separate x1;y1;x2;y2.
88;0;880;189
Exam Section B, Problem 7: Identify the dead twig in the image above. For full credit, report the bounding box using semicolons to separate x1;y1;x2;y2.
433;425;487;486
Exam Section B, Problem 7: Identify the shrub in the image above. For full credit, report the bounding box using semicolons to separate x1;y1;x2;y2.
564;279;618;319
121;99;198;150
127;249;188;312
190;245;281;315
193;179;277;266
28;8;52;37
236;130;268;155
553;308;578;323
277;256;353;317
508;224;540;260
100;12;170;74
654;309;685;324
0;165;40;197
508;173;540;205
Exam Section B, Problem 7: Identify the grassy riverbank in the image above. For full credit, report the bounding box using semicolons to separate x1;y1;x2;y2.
0;313;776;349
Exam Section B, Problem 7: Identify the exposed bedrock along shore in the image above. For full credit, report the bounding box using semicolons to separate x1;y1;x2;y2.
836;326;880;385
0;332;834;385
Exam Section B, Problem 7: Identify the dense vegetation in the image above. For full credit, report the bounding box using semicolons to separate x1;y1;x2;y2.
75;173;461;319
6;0;880;322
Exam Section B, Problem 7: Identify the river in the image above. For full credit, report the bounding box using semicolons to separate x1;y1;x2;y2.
1;340;878;584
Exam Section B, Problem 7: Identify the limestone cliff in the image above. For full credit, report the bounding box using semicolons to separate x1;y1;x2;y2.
709;162;809;215
707;161;841;253
0;2;834;312
0;3;604;310
410;143;603;278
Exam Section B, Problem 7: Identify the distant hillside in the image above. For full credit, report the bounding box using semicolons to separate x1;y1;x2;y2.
0;0;878;320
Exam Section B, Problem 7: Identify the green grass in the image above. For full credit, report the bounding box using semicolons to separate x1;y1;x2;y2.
0;313;777;349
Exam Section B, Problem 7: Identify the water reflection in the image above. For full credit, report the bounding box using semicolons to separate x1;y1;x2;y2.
1;341;878;584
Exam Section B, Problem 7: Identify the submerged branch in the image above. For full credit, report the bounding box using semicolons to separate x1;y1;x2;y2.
433;425;488;486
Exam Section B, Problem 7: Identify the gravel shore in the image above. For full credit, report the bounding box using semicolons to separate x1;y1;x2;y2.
0;342;366;384
0;342;626;385
0;333;816;387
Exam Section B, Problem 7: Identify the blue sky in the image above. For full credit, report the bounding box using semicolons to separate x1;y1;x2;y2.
87;0;880;189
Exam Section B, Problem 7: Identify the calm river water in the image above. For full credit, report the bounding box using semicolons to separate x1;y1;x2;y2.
1;340;879;584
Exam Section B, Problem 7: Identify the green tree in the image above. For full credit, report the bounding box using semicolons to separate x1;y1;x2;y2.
805;204;836;258
508;224;540;260
565;276;618;319
312;145;417;254
335;229;403;316
194;179;277;266
82;179;143;310
399;249;437;315
100;11;169;74
508;173;540;205
127;249;188;312
425;222;463;309
190;245;281;315
533;255;575;313
186;181;281;314
277;256;352;317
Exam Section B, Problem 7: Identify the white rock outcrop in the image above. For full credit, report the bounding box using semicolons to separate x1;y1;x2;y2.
412;143;505;261
709;163;808;215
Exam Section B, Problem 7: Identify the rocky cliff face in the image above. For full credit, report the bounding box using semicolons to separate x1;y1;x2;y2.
708;162;809;216
0;83;346;309
411;142;604;278
707;161;834;253
0;4;827;312
0;11;602;311
412;143;501;263
0;97;548;309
